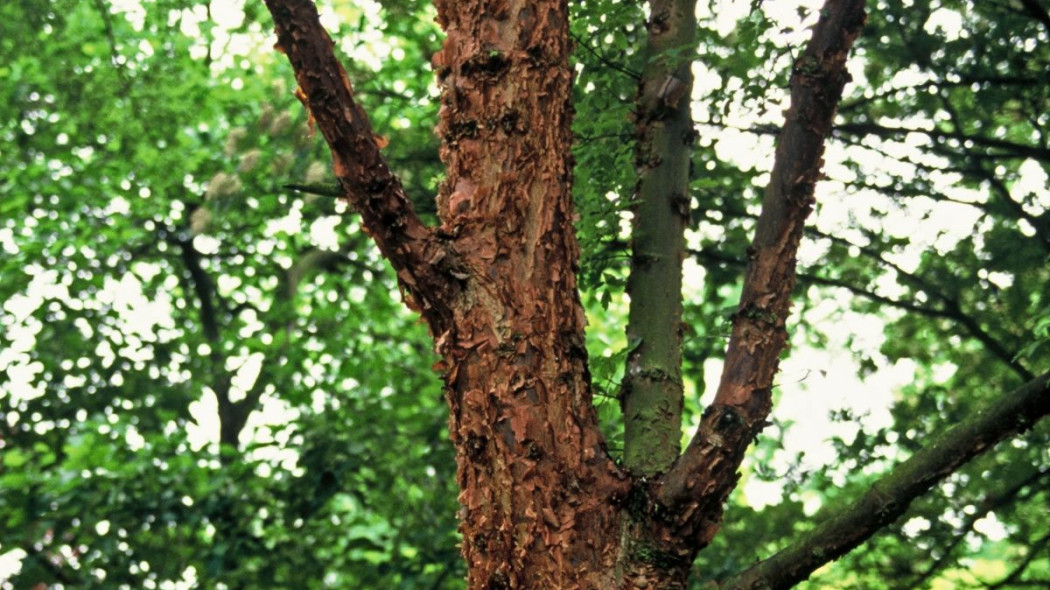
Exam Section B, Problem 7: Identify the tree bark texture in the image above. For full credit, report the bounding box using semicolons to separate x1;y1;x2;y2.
256;1;1043;588
266;0;632;586
263;0;867;587
654;1;868;539
622;0;698;477
428;1;632;587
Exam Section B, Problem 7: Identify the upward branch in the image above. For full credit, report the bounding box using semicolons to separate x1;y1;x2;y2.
264;0;459;331
622;0;698;476
656;0;868;532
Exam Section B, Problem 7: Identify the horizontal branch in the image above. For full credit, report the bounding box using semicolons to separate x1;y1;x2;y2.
715;371;1050;590
838;75;1043;113
694;247;946;318
264;0;459;331
834;122;1050;163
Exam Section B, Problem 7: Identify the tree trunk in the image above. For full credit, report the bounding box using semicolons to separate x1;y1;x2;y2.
428;2;635;586
260;2;1046;590
264;0;866;587
263;0;1050;586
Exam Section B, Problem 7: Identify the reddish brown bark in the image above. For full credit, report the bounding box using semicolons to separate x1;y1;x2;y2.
262;0;1050;587
258;1;929;589
268;0;632;586
427;2;631;586
655;2;869;545
265;0;458;332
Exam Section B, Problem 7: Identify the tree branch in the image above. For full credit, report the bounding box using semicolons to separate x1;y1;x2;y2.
799;223;1033;380
655;0;867;536
905;468;1049;590
264;0;459;332
172;222;250;449
692;169;1036;381
1018;0;1050;34
693;247;945;319
621;0;697;476
714;371;1050;590
569;31;641;80
838;76;1042;114
834;122;1050;163
175;225;222;344
967;163;1050;253
693;227;1035;382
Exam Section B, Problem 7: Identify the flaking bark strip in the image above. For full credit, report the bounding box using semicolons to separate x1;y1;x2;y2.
264;0;458;332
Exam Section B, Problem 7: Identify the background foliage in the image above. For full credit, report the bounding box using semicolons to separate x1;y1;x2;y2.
1;1;1047;589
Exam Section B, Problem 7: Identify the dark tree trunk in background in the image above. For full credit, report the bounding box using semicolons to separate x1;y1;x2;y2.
263;0;1050;588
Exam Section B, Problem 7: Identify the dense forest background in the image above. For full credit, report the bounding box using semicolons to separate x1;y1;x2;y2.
1;0;1048;588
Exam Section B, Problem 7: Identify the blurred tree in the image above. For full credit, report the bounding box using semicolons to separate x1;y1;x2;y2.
0;0;1046;589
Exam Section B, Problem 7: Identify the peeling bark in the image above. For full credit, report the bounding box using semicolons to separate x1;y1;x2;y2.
429;2;632;586
656;0;868;543
263;0;458;332
264;1;632;586
261;0;1050;587
256;1;1050;590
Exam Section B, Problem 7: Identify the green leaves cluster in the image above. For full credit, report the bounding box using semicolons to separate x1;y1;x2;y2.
1;1;456;588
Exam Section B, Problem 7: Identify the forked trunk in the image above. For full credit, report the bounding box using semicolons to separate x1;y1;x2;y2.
264;0;870;588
